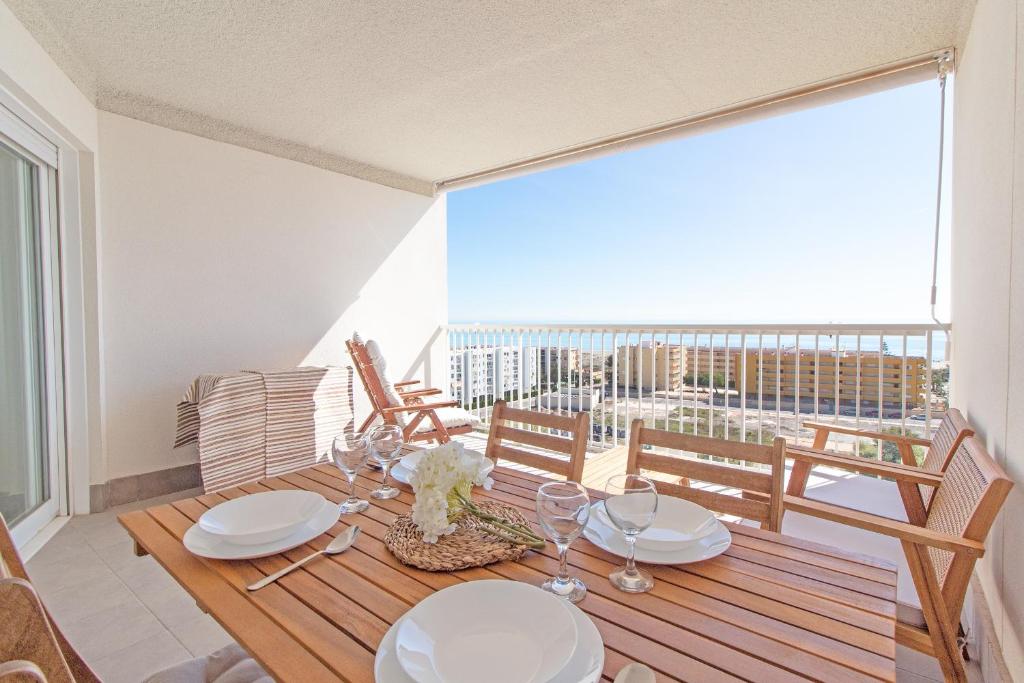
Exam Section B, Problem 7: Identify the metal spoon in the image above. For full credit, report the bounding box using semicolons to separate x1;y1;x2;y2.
247;525;360;591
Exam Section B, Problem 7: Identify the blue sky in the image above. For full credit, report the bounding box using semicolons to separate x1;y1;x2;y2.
447;80;949;324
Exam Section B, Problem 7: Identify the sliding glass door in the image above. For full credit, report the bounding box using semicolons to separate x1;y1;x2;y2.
0;122;64;545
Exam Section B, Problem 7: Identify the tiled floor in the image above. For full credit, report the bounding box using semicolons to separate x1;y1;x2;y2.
23;466;982;682
25;489;233;683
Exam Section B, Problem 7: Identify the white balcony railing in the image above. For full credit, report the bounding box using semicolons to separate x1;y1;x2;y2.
446;323;949;464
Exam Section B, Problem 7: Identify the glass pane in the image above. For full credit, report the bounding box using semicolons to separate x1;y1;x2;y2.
0;141;49;526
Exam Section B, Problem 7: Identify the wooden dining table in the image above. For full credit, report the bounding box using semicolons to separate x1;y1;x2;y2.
119;461;898;682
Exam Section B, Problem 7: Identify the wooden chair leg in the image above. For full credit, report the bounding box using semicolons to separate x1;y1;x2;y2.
403;412;428;441
426;410;451;444
901;540;968;682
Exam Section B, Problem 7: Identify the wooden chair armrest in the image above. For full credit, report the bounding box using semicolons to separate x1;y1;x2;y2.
380;401;458;414
399;388;443;399
783;495;985;557
394;380;421;388
802;421;932;447
786;445;943;486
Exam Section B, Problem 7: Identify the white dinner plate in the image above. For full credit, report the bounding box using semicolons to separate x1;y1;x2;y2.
394;580;578;683
376;594;602;683
198;490;326;546
596;494;717;551
390;462;415;486
585;501;731;565
184;499;339;560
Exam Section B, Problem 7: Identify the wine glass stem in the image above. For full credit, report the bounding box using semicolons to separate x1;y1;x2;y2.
348;474;358;503
381;461;392;488
557;542;570;584
625;534;638;576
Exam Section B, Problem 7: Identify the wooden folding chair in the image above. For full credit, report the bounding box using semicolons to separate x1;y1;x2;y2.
787;408;973;524
785;436;1012;681
625;419;787;532
484;400;590;482
346;338;476;445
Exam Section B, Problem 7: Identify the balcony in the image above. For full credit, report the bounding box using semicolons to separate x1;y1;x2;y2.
447;323;948;455
3;0;1021;679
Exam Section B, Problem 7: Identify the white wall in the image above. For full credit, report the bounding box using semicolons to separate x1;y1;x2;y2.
951;0;1024;675
96;111;446;480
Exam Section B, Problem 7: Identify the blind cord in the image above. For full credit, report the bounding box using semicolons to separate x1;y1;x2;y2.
931;53;952;333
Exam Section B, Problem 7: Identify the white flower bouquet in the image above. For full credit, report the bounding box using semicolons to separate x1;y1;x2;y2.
409;442;544;548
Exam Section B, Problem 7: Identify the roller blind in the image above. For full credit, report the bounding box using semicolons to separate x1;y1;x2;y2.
436;51;950;193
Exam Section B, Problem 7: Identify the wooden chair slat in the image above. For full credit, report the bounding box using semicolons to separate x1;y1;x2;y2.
489;444;573;477
654;480;774;522
494;404;577;431
635;452;775;494
494;425;575;454
637;426;776;465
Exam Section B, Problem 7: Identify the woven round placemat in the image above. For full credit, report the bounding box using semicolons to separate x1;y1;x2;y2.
384;500;534;571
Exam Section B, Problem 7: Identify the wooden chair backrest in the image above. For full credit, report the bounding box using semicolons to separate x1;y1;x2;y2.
484;401;590;482
346;339;391;414
921;408;973;474
924;436;1012;619
0;514;99;682
1;579;75;682
920;409;974;509
627;420;786;532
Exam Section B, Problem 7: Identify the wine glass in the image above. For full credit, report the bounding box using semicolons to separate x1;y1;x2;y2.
535;481;590;603
368;424;404;499
604;474;658;593
330;432;371;514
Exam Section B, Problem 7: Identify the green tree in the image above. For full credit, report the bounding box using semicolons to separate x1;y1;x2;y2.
932;366;950;399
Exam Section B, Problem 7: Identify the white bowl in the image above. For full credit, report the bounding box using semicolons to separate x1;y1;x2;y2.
586;501;732;565
197;490;326;546
596;494;717;551
185;500;340;559
395;580;578;683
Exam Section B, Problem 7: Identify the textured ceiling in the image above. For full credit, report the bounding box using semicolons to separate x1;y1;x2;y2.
6;0;973;194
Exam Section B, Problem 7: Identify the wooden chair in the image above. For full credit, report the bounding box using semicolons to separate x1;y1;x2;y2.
484;400;590;482
347;337;477;445
625;419;787;532
787;408;973;524
0;515;98;683
784;436;1012;681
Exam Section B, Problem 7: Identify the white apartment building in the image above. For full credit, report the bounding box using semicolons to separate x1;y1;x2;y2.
450;346;539;403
